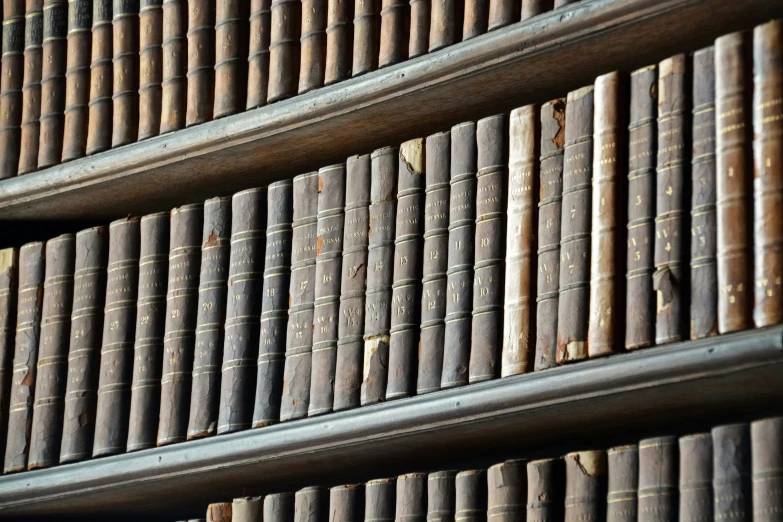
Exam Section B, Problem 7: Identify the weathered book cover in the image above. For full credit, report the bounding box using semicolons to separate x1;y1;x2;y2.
214;0;249;117
267;0;300;102
751;417;783;522
234;496;264;522
207;502;233;522
429;0;461;52
638;437;678;522
527;458;564;522
487;0;516;32
351;0;379;76
111;0;139;147
378;0;408;68
138;0;163;139
324;0;352;85
18;0;44;174
521;0;551;20
461;0;486;40
397;473;427;522
37;0;67;168
186;0;215;125
296;487;329;522
330;484;364;522
564;451;607;522
246;0;271;108
366;478;396;522
607;445;637;522
456;470;487;522
0;0;25;178
0;249;19;459
408;0;428;60
428;471;456;522
298;0;326;94
266;493;296;522
712;423;751;522
679;433;712;522
488;460;526;522
85;0;112;155
61;0;93;161
160;0;186;133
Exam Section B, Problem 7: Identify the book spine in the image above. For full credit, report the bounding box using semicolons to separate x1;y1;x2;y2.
377;0;407;68
408;0;428;58
455;470;487;522
521;0;551;20
0;2;25;178
690;47;717;340
111;0;139;147
564;451;607;522
323;0;351;85
486;0;516;32
330;485;364;522
214;0;248;118
18;0;44;174
252;180;293;427
351;0;378;76
488;460;526;522
85;0;112;154
556;86;593;364
396;473;427;522
267;0;300;102
715;31;753;334
751;417;783;522
469;113;506;383
160;0;185;132
441;122;475;389
0;249;18;458
217;188;266;434
298;0;326;94
416;131;450;395
61;0;92;161
207;503;234;522
638;437;678;522
138;0;162;139
588;71;627;358
712;423;751;522
753;20;783;328
127;211;169;452
366;478;396;522
460;0;485;41
187;197;232;439
502;105;536;375
27;234;75;470
266;493;296;522
92;217;140;457
308;165;347;417
3;242;44;473
553;0;574;7
428;471;457;522
527;459;564;522
429;0;461;52
334;154;371;411
37;0;67;168
296;487;329;522
246;0;271;108
606;445;637;522
361;146;398;405
234;496;264;522
679;433;713;522
157;203;203;446
186;0;215;125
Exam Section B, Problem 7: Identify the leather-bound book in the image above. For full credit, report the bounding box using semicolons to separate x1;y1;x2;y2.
234;496;264;522
712;423;751;522
416;132;450;395
486;0;516;32
455;470;487;522
527;459;564;522
751;417;783;522
441;122;476;389
61;0;92;161
218;188;267;434
208;503;234;522
638;437;678;522
111;0;139;147
3;242;44;473
679;433;712;522
607;445;637;522
214;0;249;117
460;0;485;40
298;0;326;94
160;0;186;132
351;0;379;77
187;197;232;439
186;0;215;125
753;20;783;328
308;165;347;417
387;139;425;400
138;0;163;139
246;0;271;108
331;485;365;522
488;460;526;522
428;471;456;522
397;473;427;522
85;0;112;155
157;203;203;446
377;0;408;68
690;47;717;340
267;0;300;102
324;0;352;85
92;217;141;458
36;0;67;168
361;147;398;405
252;180;293;428
564;451;606;522
297;487;329;522
0;249;18;458
18;0;43;174
127;212;169;452
521;0;551;20
469;114;507;383
502;105;536;376
267;493;296;522
367;478;396;522
27;234;75;470
588;71;627;358
429;0;462;52
408;0;428;59
715;31;753;334
556;86;593;365
334;154;371;411
0;0;25;178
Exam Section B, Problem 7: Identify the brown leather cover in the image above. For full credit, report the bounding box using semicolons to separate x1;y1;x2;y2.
61;0;93;161
296;487;329;522
324;0;352;85
138;0;162;139
456;470;487;522
527;459;564;522
85;0;112;155
266;493;296;522
607;445;637;522
267;0;300;102
679;433;712;522
397;473;427;522
234;496;264;522
428;0;461;51
36;0;67;168
712;423;751;522
521;0;551;20
0;249;18;459
160;0;186;133
366;478;396;522
377;0;408;68
207;503;234;522
298;0;326;94
751;417;783;522
486;0;516;32
460;0;485;41
488;460;526;522
330;485;364;522
246;0;271;108
564;451;607;522
186;0;215;126
214;0;249;117
0;0;25;178
638;437;677;522
408;0;428;58
18;0;43;174
428;471;457;522
351;0;379;76
111;0;139;147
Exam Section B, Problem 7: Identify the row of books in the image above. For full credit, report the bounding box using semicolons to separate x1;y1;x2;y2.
0;0;578;179
189;416;783;522
0;17;780;474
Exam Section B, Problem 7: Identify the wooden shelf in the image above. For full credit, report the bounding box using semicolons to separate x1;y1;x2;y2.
0;0;780;221
1;326;782;518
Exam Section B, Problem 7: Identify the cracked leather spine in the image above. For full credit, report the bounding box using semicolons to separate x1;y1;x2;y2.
111;0;139;147
267;0;300;102
488;460;526;522
214;0;249;117
186;0;215;125
160;0;186;132
527;458;565;522
18;0;44;174
712;423;751;522
246;0;271;108
61;0;92;160
85;0;112;154
138;0;162;139
37;0;68;168
0;0;25;178
298;0;326;94
564;451;607;522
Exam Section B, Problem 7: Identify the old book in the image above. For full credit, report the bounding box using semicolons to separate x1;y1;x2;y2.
298;0;326;94
0;0;25;178
751;417;783;522
521;0;551;20
690;47;718;340
361;147;398;405
366;478;396;522
186;0;215;126
61;0;92;161
3;242;44;473
429;0;462;52
553;0;574;6
638;437;678;522
397;473;427;522
324;0;351;85
187;197;232;439
679;433;712;522
469;114;507;383
234;496;264;522
564;451;606;522
502;105;536;376
27;234;75;470
0;249;18;459
138;0;163;139
331;485;364;522
217;188;267;434
267;0;300;102
713;423;751;522
36;0;67;168
455;470;487;522
308;165;347;417
527;459;564;522
85;0;112;155
92;217;141;458
607;445;637;522
246;0;271;108
588;71;627;358
334;154;371;411
488;460;526;522
127;212;169;452
416;131;450;395
266;493;296;522
279;172;319;421
297;487;329;522
427;471;456;522
487;0;516;32
157;203;203;446
111;0;139;147
441;122;476;389
556;87;593;364
214;0;249;118
715;31;753;334
160;0;186;133
252;180;293;428
408;0;428;58
18;0;44;174
753;20;783;328
351;0;379;76
208;503;234;522
461;0;485;40
377;0;408;68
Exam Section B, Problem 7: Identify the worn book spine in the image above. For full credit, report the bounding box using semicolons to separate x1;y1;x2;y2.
138;0;162;139
160;0;186;132
234;496;264;522
85;0;112;154
416;131;450;395
469;114;507;383
308;165;346;417
456;470;487;522
713;424;751;522
502;106;536;376
408;0;428;58
428;0;461;52
187;197;232;439
564;451;607;522
588;71;627;358
61;0;92;161
323;0;351;85
207;503;234;522
331;485;364;522
715;31;753;334
638;437;677;522
556;87;593;364
111;0;139;147
428;471;456;522
397;473;427;522
527;459;564;522
460;0;485;40
486;0;516;32
0;1;25;178
217;188;266;434
267;0;300;102
297;487;329;522
679;433;712;522
27;234;75;470
361;147;398;405
157;204;203;446
127;212;169;452
253;180;293;427
18;0;44;174
36;0;67;168
246;0;271;108
607;445;637;522
521;0;551;20
377;0;408;68
298;0;326;94
267;493;296;522
214;0;249;118
441;122;476;389
366;478;396;522
351;0;379;76
3;242;44;473
92;217;140;458
751;417;783;522
0;249;18;459
488;460;526;522
186;0;215;126
334;154;371;411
